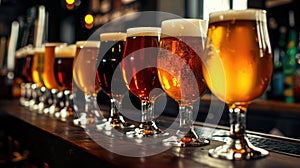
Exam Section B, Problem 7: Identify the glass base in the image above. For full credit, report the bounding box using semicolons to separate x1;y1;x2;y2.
125;121;162;137
209;136;269;160
96;115;134;132
163;129;210;147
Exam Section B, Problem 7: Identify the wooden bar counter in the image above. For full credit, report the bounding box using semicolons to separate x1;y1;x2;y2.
0;99;300;168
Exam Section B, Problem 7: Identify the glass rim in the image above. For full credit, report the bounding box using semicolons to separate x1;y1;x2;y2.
126;27;161;37
99;32;127;41
161;18;207;37
75;40;100;48
209;8;267;23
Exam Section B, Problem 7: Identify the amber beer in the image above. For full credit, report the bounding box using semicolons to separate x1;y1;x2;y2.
73;41;101;94
122;27;161;100
97;33;126;97
158;19;207;102
43;43;67;90
54;45;76;90
203;10;273;104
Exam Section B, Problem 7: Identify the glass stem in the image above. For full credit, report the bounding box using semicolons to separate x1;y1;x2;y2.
179;105;193;128
141;100;153;123
228;104;247;139
85;94;101;124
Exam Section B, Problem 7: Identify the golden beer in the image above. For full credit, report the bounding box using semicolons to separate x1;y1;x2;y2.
204;9;272;160
31;47;45;87
73;41;101;94
203;10;273;104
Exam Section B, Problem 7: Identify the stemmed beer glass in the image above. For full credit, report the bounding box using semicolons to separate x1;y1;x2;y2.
96;32;129;130
202;9;273;160
157;19;209;147
54;44;76;121
121;27;162;136
73;41;102;127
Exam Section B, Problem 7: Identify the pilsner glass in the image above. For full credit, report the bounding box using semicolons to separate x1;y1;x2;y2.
54;44;76;121
96;32;129;130
15;47;28;105
121;27;162;136
42;43;67;115
157;19;209;147
73;41;101;127
21;45;35;107
30;46;45;111
203;9;272;160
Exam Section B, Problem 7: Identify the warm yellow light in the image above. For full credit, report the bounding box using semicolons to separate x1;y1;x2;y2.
84;14;94;25
66;0;75;5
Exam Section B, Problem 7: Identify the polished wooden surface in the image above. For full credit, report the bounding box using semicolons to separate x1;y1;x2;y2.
0;99;300;168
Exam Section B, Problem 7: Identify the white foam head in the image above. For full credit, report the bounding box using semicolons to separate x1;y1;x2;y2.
16;45;34;58
34;46;45;54
55;44;76;58
209;9;267;23
161;19;207;37
76;41;100;48
45;42;67;48
126;27;161;37
100;32;126;41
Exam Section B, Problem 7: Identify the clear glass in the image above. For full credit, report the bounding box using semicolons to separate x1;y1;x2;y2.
96;32;131;131
54;44;76;121
203;9;272;160
157;19;209;147
121;27;162;136
41;43;67;116
72;41;102;128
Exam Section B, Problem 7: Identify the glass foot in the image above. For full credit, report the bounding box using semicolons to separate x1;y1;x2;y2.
209;136;269;160
125;121;162;137
163;129;210;147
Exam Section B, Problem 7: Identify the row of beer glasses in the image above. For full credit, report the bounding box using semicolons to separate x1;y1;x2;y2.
17;8;272;160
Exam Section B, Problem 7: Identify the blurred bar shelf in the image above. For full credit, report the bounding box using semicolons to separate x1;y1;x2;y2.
0;99;300;168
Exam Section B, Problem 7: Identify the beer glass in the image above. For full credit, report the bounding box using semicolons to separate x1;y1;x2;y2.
73;41;101;127
21;45;34;107
121;27;162;136
203;9;272;160
30;46;45;111
54;44;76;121
42;43;67;115
157;19;209;147
96;32;129;130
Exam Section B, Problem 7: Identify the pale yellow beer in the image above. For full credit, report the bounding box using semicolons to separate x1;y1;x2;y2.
73;41;101;95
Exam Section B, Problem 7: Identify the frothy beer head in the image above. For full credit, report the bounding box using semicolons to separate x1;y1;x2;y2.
126;27;161;37
76;41;100;48
161;19;207;37
209;9;267;23
55;45;76;58
100;32;126;41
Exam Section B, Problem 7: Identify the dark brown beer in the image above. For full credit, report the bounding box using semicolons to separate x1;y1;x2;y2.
96;33;126;97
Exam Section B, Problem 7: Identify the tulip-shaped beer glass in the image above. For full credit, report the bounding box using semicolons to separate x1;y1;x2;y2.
157;19;209;147
121;27;162;136
202;9;273;160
